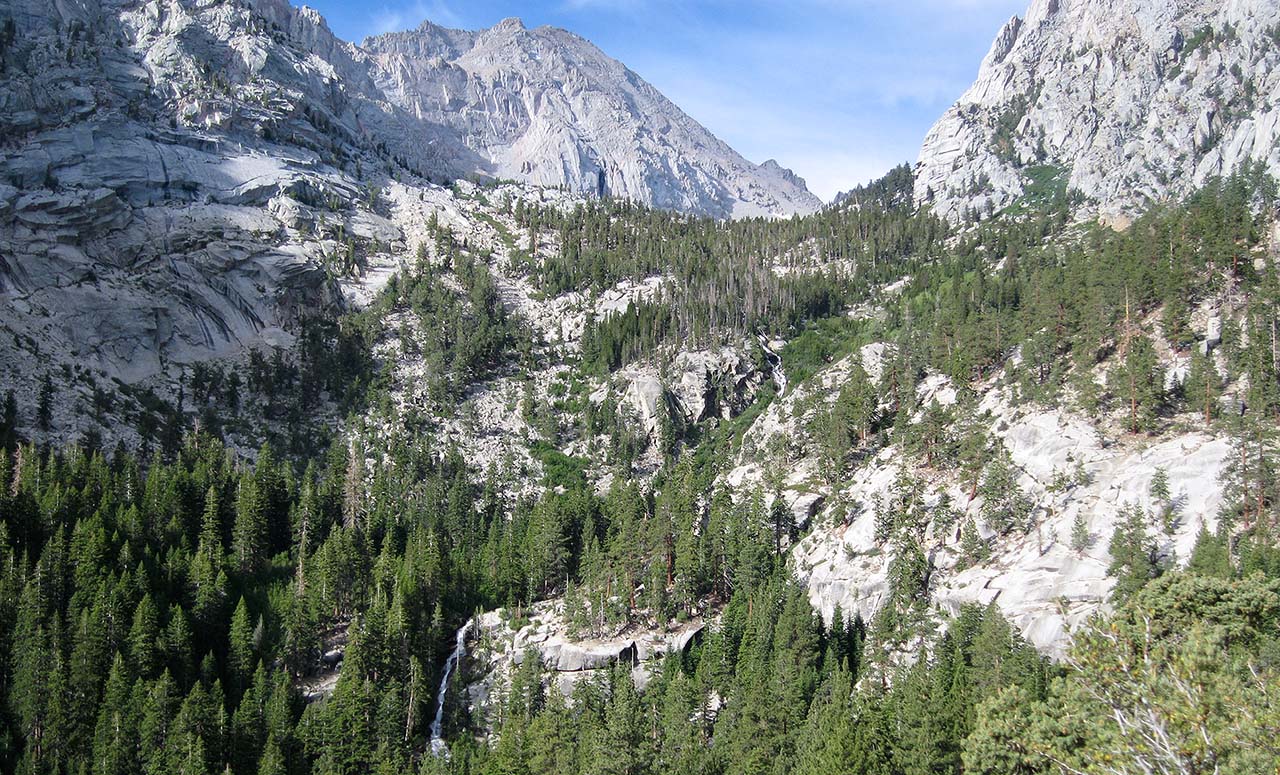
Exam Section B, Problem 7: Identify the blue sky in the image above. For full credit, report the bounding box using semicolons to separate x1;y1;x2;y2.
307;0;1029;201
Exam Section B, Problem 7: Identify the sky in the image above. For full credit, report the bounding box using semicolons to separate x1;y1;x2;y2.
306;0;1029;201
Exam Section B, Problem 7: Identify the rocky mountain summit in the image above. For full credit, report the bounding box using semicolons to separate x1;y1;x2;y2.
364;18;820;219
915;0;1280;220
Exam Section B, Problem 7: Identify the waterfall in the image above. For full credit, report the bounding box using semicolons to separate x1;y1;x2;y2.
429;619;474;756
758;335;787;396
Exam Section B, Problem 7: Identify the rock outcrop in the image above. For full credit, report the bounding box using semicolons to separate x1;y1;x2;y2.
721;322;1235;655
467;601;706;711
617;346;770;439
0;0;384;444
915;0;1280;220
794;388;1229;655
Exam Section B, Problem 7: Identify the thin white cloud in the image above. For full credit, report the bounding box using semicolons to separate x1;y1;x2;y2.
559;0;647;10
370;0;463;36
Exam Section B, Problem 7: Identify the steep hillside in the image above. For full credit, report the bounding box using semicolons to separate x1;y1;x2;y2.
0;0;403;445
0;0;818;449
915;0;1280;220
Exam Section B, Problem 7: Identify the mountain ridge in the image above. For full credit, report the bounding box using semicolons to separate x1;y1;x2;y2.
362;14;821;218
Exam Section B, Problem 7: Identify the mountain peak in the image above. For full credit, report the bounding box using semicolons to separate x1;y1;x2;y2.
982;14;1023;69
364;17;820;218
759;160;811;194
492;16;527;33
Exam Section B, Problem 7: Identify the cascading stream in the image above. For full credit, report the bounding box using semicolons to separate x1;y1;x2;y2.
758;334;787;396
429;620;474;756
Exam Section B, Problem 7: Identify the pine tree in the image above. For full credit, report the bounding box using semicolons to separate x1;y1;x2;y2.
1107;502;1158;601
191;489;228;641
343;439;367;532
68;602;109;759
962;685;1052;775
1112;332;1163;433
979;451;1032;535
1187;526;1232;578
257;733;287;775
770;492;794;557
0;389;17;449
891;657;950;775
233;475;267;577
1182;348;1220;424
959;519;989;568
229;597;256;700
1218;409;1279;531
1070;511;1091;555
37;373;54;432
128;593;162;679
1149;467;1170;504
165;606;196;686
957;417;990;501
232;665;269;775
794;666;857;775
11;581;59;769
1149;467;1176;534
139;670;179;775
91;654;138;775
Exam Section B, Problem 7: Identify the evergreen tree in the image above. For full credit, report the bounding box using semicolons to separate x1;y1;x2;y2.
233;476;267;577
793;667;857;775
979;451;1031;535
1183;347;1220;424
588;667;649;775
1070;511;1091;555
129;593;162;679
962;686;1052;775
1107;502;1158;601
0;390;17;449
1111;332;1163;433
229;597;256;701
91;654;139;775
1187;526;1231;578
959;518;989;568
139;670;179;775
257;733;287;775
36;373;54;432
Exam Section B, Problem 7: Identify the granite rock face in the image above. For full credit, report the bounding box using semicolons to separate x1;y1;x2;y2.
0;0;817;444
466;601;707;715
363;18;821;219
0;0;373;395
719;309;1238;655
915;0;1280;220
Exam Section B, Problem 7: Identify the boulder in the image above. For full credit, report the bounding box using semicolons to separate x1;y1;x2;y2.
1202;315;1222;353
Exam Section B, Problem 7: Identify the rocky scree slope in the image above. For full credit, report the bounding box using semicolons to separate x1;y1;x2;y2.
363;18;821;219
915;0;1280;220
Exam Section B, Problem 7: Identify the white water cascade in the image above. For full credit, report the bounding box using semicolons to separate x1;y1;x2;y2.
758;334;787;396
429;620;474;756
